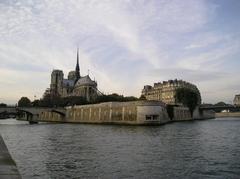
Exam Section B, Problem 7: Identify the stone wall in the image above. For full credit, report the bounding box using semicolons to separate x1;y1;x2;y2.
39;101;170;125
173;106;192;121
193;107;215;120
19;105;215;125
39;111;63;122
215;112;240;118
201;110;215;119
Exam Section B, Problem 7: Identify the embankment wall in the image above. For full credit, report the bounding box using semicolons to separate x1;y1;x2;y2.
39;101;170;125
173;107;192;121
215;112;240;118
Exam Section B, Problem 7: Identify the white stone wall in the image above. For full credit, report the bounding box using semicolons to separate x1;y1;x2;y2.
65;101;170;125
137;105;169;124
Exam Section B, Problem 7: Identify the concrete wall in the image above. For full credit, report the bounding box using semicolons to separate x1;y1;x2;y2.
173;107;192;121
201;110;215;119
39;101;170;125
172;106;215;121
65;102;136;124
39;111;64;122
216;112;240;118
193;107;215;120
18;105;215;125
137;104;169;124
0;135;22;178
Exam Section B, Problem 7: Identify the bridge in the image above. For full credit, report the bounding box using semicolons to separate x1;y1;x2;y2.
0;107;66;124
199;105;240;112
0;107;17;119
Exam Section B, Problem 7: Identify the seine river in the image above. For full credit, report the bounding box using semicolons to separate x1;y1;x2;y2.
1;118;240;179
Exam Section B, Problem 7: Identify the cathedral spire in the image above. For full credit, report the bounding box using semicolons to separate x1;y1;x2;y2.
75;48;80;82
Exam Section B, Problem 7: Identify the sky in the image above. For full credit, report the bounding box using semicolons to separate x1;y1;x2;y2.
0;0;240;105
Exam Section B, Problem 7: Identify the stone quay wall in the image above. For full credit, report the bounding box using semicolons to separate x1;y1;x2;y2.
172;107;215;121
0;135;21;178
215;112;240;118
39;111;64;122
39;101;170;125
173;107;192;121
193;107;215;120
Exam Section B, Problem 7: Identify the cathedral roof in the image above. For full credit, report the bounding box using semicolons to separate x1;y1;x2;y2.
75;75;97;87
63;79;75;87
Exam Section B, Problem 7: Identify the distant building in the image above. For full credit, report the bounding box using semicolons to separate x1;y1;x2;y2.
46;49;100;102
142;79;201;105
233;94;240;106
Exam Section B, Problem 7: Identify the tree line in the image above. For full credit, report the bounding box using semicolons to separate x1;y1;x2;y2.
17;93;145;107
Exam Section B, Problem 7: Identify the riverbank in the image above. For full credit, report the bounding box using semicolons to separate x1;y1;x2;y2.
216;112;240;118
17;101;215;125
0;135;21;179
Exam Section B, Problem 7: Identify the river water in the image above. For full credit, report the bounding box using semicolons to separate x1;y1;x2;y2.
0;118;240;179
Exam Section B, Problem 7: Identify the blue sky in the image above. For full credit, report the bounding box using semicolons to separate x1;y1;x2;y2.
0;0;239;104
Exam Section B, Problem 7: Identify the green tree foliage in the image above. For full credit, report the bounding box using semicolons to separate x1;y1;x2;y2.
139;95;146;100
38;94;88;107
95;93;138;103
175;88;200;116
34;93;138;108
18;97;31;107
31;100;40;107
214;102;229;106
63;96;88;106
39;94;52;107
0;103;7;107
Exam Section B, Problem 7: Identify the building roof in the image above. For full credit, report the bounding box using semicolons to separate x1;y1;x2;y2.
63;79;75;87
75;75;97;87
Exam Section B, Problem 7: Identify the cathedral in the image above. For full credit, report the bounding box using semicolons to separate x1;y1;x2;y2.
46;49;99;102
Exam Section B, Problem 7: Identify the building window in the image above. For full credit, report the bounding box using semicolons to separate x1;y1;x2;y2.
146;115;152;120
145;115;159;121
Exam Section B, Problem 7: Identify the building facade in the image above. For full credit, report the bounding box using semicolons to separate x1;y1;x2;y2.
233;94;240;106
46;49;99;102
142;79;201;105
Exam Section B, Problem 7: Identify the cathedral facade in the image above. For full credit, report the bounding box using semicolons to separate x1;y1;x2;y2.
47;49;99;102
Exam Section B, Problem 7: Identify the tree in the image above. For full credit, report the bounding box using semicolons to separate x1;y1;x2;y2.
37;93;139;108
18;97;31;107
63;96;88;106
39;94;52;107
0;103;7;107
95;93;138;103
175;88;200;116
139;95;146;100
214;102;229;106
31;100;40;107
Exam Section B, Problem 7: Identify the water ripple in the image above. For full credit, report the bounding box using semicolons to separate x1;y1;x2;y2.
1;118;240;179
